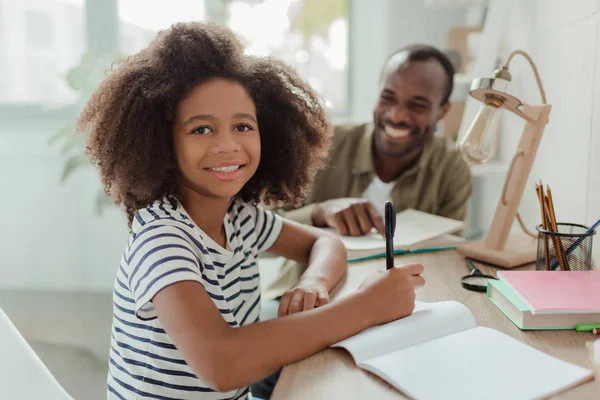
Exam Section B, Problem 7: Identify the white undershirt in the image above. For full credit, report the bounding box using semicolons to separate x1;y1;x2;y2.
362;175;395;217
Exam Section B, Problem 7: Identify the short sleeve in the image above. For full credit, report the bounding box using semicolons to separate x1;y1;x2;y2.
126;223;204;320
253;206;283;253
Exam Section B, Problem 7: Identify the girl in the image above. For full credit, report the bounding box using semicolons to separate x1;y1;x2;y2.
79;22;424;400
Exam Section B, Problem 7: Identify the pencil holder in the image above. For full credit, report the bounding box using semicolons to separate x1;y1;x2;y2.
536;223;595;271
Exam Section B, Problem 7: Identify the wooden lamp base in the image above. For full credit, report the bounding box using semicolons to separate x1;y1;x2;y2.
457;233;537;269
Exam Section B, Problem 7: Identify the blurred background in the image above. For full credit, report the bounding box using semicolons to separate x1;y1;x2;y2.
1;0;599;398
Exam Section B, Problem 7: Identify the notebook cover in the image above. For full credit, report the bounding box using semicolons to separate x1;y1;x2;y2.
487;280;526;329
497;271;600;315
347;246;457;263
487;280;572;330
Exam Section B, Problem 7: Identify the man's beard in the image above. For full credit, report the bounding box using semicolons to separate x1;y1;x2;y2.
374;119;434;158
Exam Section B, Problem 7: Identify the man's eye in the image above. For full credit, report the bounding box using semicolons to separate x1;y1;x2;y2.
411;104;428;112
191;126;212;135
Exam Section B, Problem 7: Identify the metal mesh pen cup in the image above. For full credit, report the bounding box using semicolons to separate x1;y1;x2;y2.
536;223;595;271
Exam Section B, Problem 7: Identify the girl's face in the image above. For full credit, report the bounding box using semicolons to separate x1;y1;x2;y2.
173;78;260;201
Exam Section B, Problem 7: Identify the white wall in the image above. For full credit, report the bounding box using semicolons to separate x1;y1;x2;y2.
0;115;130;291
494;0;600;266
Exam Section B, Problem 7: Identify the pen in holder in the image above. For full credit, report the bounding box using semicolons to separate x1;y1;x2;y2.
536;223;595;271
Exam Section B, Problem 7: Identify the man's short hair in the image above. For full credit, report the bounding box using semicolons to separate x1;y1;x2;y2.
381;44;455;105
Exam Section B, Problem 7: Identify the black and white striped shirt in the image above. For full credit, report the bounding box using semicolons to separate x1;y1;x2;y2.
108;197;283;400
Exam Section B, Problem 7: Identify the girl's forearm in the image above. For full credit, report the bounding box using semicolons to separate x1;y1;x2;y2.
298;236;347;291
213;291;371;392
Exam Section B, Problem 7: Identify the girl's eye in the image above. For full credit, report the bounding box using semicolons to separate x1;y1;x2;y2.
191;126;213;135
234;124;253;133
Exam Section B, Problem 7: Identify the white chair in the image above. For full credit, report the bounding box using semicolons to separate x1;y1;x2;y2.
0;307;73;400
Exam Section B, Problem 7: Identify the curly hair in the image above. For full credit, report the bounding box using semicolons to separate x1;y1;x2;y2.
78;22;332;227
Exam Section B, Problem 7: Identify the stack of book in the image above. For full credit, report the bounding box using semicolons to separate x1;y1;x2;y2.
488;270;600;330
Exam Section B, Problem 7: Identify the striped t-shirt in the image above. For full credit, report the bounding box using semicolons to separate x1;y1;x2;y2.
107;197;283;400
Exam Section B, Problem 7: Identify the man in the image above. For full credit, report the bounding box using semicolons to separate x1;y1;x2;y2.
263;44;471;301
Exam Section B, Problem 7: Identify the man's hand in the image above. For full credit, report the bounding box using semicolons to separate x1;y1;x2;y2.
278;278;330;317
311;198;385;236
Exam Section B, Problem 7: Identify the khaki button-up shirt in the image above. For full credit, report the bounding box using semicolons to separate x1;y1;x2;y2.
264;122;472;300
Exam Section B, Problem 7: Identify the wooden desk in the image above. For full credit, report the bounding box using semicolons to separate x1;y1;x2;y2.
272;251;599;399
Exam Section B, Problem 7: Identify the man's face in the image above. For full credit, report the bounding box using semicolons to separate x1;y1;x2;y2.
373;55;450;158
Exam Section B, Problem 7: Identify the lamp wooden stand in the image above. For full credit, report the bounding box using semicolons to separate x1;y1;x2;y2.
457;50;551;268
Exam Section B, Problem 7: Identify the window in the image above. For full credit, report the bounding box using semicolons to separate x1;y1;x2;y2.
1;0;349;113
0;5;4;95
26;10;54;49
219;0;349;114
0;0;86;105
118;0;349;114
118;0;206;57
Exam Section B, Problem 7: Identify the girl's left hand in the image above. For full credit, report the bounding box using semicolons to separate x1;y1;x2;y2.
277;278;330;317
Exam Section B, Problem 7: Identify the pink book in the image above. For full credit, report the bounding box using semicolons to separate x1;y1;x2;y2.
497;271;600;315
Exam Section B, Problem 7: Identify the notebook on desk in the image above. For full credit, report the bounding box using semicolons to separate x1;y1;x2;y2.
320;209;465;261
496;271;600;315
332;301;593;400
488;279;600;330
346;233;465;262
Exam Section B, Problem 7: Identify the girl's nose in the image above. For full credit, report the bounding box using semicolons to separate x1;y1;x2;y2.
211;130;241;154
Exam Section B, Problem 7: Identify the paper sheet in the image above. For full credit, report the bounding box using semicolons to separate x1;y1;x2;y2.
362;327;593;400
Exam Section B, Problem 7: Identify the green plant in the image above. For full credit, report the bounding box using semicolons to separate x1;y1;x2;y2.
49;51;121;215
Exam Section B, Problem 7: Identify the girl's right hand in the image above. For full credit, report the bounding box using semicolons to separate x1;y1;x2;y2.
356;264;425;326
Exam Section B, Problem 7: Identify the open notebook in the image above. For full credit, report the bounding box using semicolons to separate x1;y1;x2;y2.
332;301;593;400
321;209;465;260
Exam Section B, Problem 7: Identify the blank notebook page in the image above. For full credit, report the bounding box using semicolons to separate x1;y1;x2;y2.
361;327;592;400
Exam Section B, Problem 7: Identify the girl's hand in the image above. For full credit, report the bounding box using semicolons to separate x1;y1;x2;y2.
356;263;425;326
278;278;330;317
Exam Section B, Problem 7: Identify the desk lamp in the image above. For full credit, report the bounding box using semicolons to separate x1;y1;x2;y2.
457;49;551;268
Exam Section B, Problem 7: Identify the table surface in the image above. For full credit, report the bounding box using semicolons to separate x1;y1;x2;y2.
271;251;599;400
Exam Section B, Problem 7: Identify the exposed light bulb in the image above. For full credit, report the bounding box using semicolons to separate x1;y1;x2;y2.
459;68;510;165
458;104;501;165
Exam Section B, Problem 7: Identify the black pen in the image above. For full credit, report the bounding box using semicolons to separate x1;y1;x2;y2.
385;201;396;270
